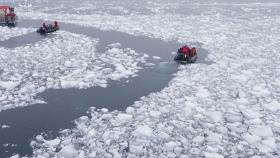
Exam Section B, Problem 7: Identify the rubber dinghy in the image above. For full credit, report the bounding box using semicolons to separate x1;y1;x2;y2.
174;45;197;64
37;21;59;34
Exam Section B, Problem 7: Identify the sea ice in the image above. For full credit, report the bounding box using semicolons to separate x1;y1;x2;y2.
2;0;280;157
0;31;147;111
0;27;34;41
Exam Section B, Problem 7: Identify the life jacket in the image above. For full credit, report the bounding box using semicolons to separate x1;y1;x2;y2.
181;46;190;56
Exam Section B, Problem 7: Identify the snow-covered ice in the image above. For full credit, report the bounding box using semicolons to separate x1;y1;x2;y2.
10;154;20;158
1;0;280;157
29;1;280;157
134;125;153;137
0;31;147;111
0;27;34;41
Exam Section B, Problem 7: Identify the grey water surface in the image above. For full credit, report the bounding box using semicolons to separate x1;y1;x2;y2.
0;19;210;157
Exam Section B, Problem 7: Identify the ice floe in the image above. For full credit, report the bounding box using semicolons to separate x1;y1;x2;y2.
29;3;280;157
1;124;10;129
0;31;147;111
1;0;280;157
0;27;34;41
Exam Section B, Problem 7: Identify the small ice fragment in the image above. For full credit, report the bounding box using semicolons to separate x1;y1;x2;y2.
152;56;161;60
1;125;10;129
135;125;153;137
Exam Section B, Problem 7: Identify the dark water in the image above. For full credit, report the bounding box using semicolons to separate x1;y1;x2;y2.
0;19;210;157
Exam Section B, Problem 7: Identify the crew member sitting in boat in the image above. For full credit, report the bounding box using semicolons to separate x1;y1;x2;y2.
37;21;60;34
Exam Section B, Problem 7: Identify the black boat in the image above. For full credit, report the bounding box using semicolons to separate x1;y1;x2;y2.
174;46;197;64
37;24;59;34
174;53;197;64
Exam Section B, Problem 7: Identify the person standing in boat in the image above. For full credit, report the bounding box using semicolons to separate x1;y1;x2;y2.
42;22;47;30
54;21;59;28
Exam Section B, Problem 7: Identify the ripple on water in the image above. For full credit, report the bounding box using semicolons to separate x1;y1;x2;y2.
156;61;179;74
